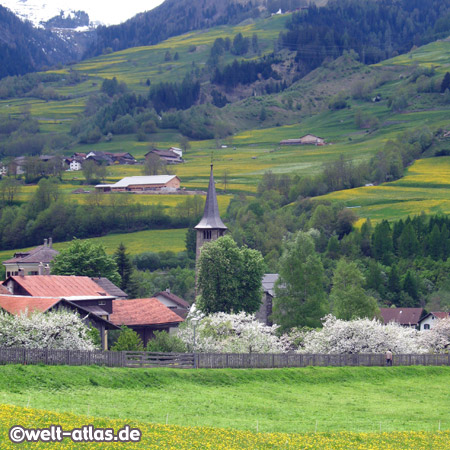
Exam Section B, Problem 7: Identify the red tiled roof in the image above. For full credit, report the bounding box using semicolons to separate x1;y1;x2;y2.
0;285;10;295
379;308;423;326
110;298;184;327
6;275;109;297
0;295;60;315
431;312;450;320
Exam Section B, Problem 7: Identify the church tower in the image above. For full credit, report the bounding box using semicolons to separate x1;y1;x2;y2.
195;164;227;261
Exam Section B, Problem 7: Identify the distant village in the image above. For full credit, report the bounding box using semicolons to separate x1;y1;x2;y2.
0;165;446;352
0;146;184;177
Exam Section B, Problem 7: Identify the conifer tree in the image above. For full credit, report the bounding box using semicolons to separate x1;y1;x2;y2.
114;243;133;292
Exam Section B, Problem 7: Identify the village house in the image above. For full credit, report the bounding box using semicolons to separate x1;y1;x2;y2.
0;294;118;350
2;275;120;348
145;148;184;164
154;289;190;319
85;151;114;165
418;312;450;330
110;298;184;346
279;134;326;146
95;175;181;193
3;238;58;278
379;307;424;329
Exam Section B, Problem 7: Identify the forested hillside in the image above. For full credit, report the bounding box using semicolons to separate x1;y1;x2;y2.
85;0;311;57
0;6;81;78
279;0;450;75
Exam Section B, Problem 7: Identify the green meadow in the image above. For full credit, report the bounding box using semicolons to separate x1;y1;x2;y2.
0;228;188;262
319;157;450;222
1;365;449;434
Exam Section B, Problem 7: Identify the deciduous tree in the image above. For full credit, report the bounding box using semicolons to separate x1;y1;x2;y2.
331;259;380;320
196;235;265;315
272;231;328;330
51;239;121;286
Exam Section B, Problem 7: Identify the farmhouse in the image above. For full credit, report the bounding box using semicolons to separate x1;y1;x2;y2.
279;134;326;146
145;148;183;164
2;275;115;314
0;294;118;350
154;289;190;318
3;238;58;278
110;298;184;346
65;157;83;171
379;307;424;328
418;312;450;330
95;175;181;193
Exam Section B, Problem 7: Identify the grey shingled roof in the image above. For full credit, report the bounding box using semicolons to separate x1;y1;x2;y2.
3;245;59;265
262;274;279;296
195;165;227;230
91;277;128;298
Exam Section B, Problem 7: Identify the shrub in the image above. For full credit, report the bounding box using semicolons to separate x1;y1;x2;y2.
146;330;187;352
111;326;144;351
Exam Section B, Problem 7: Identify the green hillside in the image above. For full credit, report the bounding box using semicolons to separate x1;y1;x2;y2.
0;19;449;245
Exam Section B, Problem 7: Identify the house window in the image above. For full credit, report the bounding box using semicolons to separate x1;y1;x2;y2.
98;301;106;306
203;230;212;240
28;271;38;275
424;324;430;330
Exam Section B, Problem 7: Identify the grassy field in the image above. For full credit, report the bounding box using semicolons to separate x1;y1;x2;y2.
1;404;449;450
1;365;449;434
318;157;450;222
0;228;188;262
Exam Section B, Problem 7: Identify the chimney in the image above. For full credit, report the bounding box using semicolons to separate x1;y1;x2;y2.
18;268;24;277
166;288;171;294
44;238;48;247
38;262;44;276
45;264;50;275
49;237;53;248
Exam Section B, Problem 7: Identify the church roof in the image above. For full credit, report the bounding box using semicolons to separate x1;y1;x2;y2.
195;165;227;230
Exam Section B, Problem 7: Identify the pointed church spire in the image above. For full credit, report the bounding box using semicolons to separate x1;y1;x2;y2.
195;165;227;230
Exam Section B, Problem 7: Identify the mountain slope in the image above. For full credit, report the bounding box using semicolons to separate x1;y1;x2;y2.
85;0;276;56
0;5;82;77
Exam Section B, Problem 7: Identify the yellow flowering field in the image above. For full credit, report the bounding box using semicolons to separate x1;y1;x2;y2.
0;405;449;450
319;157;450;222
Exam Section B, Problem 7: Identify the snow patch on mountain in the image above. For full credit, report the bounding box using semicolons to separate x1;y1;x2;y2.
1;0;164;27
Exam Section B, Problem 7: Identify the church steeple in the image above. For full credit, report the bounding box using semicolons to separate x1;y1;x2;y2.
194;165;227;260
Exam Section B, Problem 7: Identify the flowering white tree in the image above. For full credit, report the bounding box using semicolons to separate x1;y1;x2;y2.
177;311;291;353
419;318;450;353
177;309;450;355
295;315;430;354
0;309;95;350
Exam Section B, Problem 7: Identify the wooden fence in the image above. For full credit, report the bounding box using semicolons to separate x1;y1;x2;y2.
0;348;449;369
